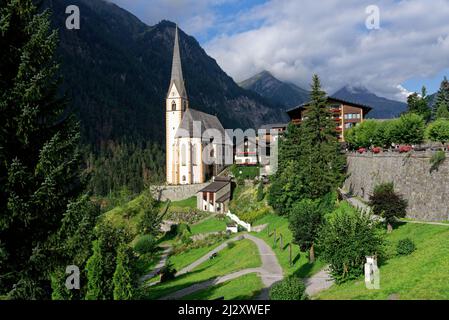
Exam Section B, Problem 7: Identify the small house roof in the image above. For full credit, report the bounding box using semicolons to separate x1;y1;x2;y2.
198;180;230;193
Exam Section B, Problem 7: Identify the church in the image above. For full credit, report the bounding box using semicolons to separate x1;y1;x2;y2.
166;26;231;185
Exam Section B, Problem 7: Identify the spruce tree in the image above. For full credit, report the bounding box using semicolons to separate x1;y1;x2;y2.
433;77;449;119
296;75;345;199
0;0;87;298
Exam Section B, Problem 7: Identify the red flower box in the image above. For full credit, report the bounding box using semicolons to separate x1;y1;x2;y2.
399;145;412;153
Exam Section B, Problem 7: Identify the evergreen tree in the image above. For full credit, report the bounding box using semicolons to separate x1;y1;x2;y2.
85;222;128;300
268;75;344;215
0;0;87;298
433;77;449;119
296;75;346;199
113;244;136;300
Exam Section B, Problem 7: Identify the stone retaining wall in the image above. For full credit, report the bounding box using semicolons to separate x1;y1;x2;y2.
344;151;449;221
153;183;209;202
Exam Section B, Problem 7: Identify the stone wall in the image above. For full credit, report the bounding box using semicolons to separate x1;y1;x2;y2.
153;183;209;201
344;151;449;221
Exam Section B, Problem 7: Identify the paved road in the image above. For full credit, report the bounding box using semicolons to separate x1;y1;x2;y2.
161;234;283;300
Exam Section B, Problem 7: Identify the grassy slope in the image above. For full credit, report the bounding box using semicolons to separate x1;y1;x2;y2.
316;222;449;300
144;239;261;299
253;214;324;278
190;217;227;235
170;196;197;208
182;273;264;300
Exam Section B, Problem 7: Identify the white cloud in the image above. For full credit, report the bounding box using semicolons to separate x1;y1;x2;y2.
204;0;449;100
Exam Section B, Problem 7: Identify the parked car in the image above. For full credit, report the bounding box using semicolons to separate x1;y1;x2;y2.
372;147;382;154
357;147;367;154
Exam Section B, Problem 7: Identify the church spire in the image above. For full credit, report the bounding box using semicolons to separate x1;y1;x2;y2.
168;25;187;98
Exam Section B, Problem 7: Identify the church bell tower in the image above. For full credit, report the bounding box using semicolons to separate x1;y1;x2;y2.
166;25;189;184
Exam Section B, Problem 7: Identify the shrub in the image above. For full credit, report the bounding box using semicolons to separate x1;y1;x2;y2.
369;182;408;232
256;182;264;202
269;276;307;300
425;119;449;145
160;262;176;283
396;238;416;256
227;241;235;249
239;207;271;224
317;203;384;284
430;150;446;172
133;234;156;255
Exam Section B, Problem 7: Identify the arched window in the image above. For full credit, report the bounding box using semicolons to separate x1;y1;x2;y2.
171;101;176;111
210;148;214;158
183;100;187;111
182;175;186;182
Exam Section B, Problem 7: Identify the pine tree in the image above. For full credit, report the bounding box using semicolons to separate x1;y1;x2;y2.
433;77;449;119
296;75;345;199
0;0;86;298
113;245;136;300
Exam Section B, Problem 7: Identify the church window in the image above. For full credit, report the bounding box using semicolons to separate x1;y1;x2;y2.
183;100;187;111
192;145;197;165
172;101;176;111
181;144;187;166
182;175;186;182
210;148;214;158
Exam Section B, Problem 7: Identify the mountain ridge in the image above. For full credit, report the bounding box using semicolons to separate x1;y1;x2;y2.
43;0;286;150
239;70;310;108
332;85;408;119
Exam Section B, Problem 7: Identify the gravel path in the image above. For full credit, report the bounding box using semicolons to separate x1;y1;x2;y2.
161;234;283;300
140;245;172;284
304;268;334;297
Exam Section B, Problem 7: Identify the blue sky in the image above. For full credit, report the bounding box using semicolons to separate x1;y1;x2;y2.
110;0;449;100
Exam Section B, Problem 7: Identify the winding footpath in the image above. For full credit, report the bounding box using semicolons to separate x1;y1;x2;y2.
160;234;283;300
140;244;172;284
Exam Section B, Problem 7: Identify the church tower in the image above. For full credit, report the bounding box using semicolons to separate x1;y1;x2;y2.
166;25;189;184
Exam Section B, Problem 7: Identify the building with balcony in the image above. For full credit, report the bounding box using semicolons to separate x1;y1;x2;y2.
286;97;372;142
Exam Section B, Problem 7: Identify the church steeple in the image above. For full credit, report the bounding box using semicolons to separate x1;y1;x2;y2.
168;25;187;98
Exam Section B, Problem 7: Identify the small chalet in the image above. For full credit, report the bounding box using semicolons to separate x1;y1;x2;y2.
197;176;231;213
286;97;372;142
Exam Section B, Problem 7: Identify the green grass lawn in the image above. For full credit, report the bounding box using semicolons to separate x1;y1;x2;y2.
143;239;261;299
169;241;225;272
252;214;324;278
170;196;197;208
316;222;449;300
182;273;264;300
230;165;260;180
190;217;227;235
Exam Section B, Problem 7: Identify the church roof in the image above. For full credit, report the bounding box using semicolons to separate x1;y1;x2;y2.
168;25;187;98
175;109;231;144
174;109;233;145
